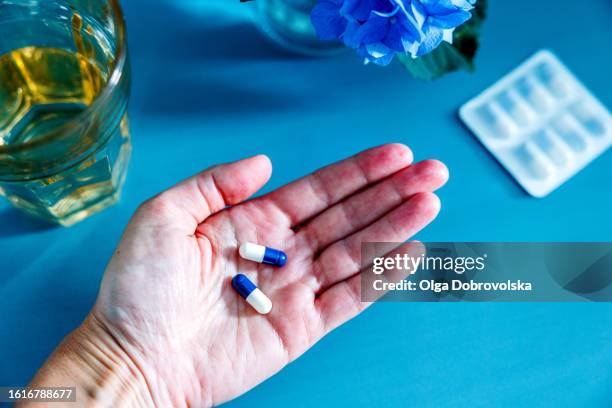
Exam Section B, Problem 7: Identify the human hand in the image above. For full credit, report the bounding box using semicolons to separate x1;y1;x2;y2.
28;144;448;407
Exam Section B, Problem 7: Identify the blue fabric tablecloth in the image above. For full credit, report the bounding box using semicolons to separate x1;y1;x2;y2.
1;0;611;406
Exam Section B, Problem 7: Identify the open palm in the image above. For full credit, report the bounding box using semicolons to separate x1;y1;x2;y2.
93;144;448;407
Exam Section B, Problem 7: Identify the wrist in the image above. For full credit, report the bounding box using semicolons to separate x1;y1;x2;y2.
24;315;155;407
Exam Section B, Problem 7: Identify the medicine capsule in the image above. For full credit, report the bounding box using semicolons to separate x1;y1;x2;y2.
232;274;272;315
239;242;287;267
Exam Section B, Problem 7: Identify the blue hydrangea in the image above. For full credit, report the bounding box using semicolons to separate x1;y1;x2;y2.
311;0;476;66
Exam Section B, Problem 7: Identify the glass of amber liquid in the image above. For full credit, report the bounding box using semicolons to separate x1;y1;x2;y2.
0;0;131;226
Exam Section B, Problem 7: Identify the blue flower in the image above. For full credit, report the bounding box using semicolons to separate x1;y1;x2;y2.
311;0;476;66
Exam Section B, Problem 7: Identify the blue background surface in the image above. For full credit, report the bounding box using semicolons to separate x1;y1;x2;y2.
1;0;611;406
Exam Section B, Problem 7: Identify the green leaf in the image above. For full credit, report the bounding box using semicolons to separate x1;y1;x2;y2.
397;0;488;81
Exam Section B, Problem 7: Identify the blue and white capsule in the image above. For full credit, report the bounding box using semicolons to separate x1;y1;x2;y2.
232;274;273;315
239;242;287;267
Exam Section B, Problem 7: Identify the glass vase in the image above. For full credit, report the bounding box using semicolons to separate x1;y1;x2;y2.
255;0;344;56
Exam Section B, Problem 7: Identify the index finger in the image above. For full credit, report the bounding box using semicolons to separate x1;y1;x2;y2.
263;144;413;227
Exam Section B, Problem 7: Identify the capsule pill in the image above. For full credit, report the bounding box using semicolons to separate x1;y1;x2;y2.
239;242;287;267
232;274;272;315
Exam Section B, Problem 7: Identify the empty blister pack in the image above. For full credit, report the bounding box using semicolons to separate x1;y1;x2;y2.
459;50;612;197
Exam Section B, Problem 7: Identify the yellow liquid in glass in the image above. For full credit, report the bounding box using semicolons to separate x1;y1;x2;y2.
0;46;130;225
0;46;105;144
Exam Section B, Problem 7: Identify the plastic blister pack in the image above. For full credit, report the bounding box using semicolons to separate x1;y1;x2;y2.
459;50;612;197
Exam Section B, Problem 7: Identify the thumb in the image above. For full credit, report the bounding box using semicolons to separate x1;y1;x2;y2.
138;154;272;231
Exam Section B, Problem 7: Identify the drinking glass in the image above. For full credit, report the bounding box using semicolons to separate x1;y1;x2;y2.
0;0;131;226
